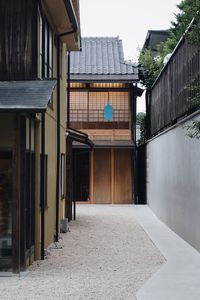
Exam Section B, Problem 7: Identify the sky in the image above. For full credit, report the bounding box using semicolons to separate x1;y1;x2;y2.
79;0;181;112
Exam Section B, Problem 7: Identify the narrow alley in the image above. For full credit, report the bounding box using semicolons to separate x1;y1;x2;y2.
0;205;164;300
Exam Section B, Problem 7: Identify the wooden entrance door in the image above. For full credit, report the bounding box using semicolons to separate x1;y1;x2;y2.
114;150;132;204
93;149;111;204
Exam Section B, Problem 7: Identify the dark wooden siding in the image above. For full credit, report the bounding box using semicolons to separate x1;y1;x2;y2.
150;38;200;136
70;121;129;129
0;0;37;80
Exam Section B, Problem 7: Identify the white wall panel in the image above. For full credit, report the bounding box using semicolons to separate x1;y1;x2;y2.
147;114;200;251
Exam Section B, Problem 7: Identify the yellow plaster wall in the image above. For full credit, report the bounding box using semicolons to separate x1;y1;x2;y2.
34;6;76;257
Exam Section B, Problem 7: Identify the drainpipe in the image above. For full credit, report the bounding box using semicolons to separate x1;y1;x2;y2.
55;36;61;243
40;113;45;260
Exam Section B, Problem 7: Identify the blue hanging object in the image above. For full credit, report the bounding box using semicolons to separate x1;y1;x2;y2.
104;100;113;121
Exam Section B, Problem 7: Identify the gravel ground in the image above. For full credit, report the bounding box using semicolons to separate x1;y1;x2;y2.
0;205;165;300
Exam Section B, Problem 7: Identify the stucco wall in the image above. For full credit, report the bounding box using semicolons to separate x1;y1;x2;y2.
147;113;200;252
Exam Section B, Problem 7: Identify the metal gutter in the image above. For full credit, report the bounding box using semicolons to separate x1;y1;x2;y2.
66;130;94;148
63;0;78;31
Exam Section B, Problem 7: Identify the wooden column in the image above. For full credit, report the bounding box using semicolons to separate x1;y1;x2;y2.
111;148;115;205
90;150;94;204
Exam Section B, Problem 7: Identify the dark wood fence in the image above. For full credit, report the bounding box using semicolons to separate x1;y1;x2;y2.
149;37;200;137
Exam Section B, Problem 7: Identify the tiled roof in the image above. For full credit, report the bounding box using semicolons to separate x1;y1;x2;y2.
0;80;56;112
70;37;138;82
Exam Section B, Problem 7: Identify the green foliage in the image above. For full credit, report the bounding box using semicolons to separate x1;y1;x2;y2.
138;49;162;89
136;112;146;145
139;0;200;139
139;0;200;89
184;79;200;139
184;120;200;139
158;34;177;58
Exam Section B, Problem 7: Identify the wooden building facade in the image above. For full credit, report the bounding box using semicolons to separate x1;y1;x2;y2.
0;0;81;273
67;37;142;207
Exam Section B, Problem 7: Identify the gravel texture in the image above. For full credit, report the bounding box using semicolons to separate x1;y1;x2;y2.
0;205;165;300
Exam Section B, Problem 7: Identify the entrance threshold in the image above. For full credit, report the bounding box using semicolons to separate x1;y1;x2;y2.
0;270;29;277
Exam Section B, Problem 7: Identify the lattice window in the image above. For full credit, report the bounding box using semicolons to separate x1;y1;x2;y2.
90;83;128;88
69;83;86;88
70;91;129;122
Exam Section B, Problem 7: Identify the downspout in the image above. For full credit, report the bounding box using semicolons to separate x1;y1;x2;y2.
40;113;45;260
39;0;46;260
55;1;78;242
55;36;61;243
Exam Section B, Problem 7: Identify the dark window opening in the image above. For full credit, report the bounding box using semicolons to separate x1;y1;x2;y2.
73;150;90;202
40;154;48;208
43;18;53;79
61;154;65;199
25;151;35;250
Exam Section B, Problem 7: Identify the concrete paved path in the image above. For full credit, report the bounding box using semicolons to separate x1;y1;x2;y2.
0;205;164;300
134;205;200;300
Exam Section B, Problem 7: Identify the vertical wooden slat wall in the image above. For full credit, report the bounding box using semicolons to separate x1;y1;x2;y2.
91;149;133;205
151;38;200;136
93;149;112;204
114;150;132;204
0;0;37;81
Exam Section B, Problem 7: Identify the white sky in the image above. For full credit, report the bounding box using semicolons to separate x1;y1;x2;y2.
79;0;181;112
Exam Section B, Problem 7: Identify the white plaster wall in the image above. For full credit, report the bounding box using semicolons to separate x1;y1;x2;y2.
147;114;200;252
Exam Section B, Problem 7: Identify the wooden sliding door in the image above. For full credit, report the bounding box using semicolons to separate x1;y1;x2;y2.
93;150;111;204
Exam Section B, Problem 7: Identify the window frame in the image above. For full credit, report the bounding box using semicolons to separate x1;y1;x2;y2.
60;153;65;200
43;17;53;79
40;154;48;209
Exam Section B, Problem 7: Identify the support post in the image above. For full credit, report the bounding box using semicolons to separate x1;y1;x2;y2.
111;149;115;205
90;150;94;204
